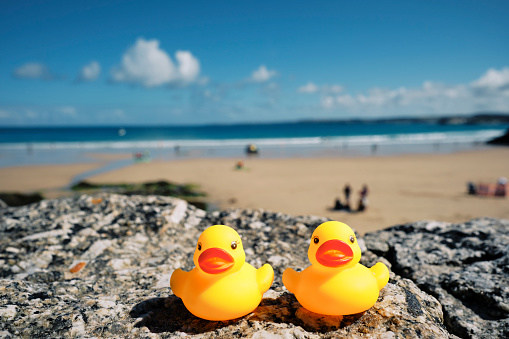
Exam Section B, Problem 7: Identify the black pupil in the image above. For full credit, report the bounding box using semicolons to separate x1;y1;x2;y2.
314;237;319;244
198;244;201;250
350;236;354;243
231;241;237;249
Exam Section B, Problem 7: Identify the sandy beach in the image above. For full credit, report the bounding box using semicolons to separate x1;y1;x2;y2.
0;163;105;194
1;148;508;234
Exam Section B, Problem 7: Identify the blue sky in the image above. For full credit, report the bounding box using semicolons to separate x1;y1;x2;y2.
1;0;508;126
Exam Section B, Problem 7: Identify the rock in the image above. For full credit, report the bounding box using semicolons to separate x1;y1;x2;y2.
70;180;208;209
0;192;44;207
129;278;450;338
487;127;509;146
364;218;509;338
0;194;460;338
0;305;18;321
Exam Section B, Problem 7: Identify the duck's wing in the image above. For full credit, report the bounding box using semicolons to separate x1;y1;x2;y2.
170;268;188;297
370;262;389;290
256;264;274;293
282;267;299;294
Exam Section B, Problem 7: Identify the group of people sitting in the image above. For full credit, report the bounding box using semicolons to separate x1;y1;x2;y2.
467;177;507;197
333;184;369;212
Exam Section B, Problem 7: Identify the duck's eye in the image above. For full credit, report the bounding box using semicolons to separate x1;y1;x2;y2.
231;241;237;250
349;236;355;243
197;243;202;251
313;237;319;244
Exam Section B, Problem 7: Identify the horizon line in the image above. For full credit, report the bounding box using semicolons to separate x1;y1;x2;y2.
1;111;509;129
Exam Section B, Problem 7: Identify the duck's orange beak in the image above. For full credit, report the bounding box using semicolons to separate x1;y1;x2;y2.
198;248;234;274
316;239;353;267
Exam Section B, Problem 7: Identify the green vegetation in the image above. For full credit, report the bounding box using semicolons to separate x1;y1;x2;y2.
0;192;44;207
71;180;207;209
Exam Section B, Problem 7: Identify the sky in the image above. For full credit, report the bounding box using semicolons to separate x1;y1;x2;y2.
0;0;508;126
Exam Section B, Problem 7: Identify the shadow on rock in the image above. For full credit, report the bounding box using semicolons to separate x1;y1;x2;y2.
131;293;365;335
129;295;237;334
250;292;365;333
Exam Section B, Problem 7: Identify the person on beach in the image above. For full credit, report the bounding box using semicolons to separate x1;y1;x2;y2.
358;184;369;212
246;144;259;155
467;182;476;195
343;184;351;210
371;144;378;154
495;177;507;197
333;197;344;210
469;177;507;197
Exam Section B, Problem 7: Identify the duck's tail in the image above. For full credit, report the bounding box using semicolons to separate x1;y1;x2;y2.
257;264;274;293
370;262;390;290
170;268;187;297
282;267;299;294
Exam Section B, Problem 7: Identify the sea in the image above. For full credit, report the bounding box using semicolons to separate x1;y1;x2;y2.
0;121;507;171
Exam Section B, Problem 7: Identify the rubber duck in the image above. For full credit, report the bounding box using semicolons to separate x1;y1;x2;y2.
170;225;274;320
283;221;389;315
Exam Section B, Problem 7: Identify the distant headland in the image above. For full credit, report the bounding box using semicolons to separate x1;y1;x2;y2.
297;112;509;126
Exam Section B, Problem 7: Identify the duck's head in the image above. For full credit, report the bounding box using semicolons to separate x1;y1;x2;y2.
193;225;245;275
308;221;361;271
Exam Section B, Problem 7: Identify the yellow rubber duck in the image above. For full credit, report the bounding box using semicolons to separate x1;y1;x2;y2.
283;221;389;315
170;225;274;321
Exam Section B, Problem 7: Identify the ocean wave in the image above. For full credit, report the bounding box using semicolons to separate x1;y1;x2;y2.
0;129;504;150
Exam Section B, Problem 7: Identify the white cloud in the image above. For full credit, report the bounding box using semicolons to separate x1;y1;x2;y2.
324;84;344;94
175;51;200;84
25;110;38;118
471;67;509;94
319;67;509;114
110;38;201;87
251;65;277;83
78;61;101;82
298;82;319;93
57;106;77;116
13;62;55;80
298;82;344;94
321;96;335;108
334;94;356;107
356;87;407;106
